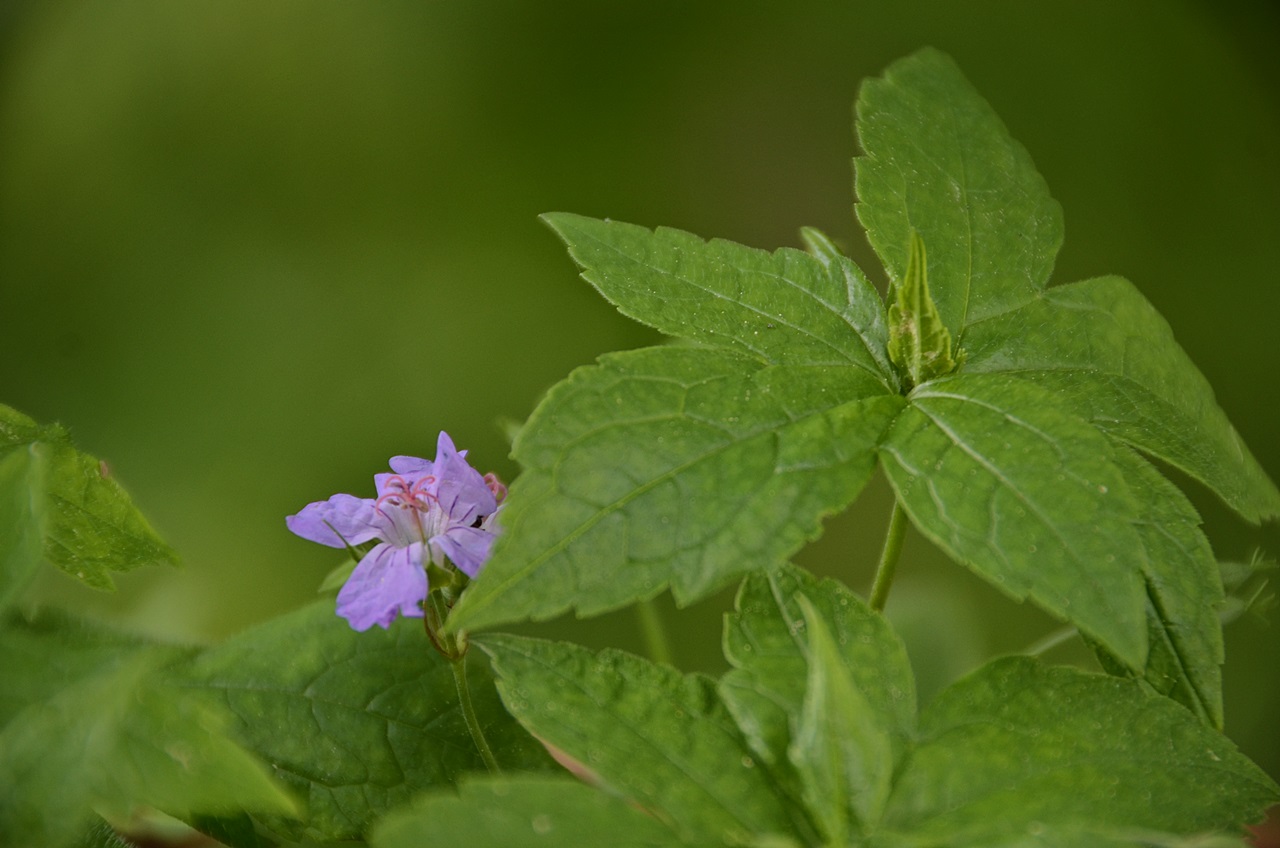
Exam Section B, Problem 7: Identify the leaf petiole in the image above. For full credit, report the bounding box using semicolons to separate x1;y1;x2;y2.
869;500;909;612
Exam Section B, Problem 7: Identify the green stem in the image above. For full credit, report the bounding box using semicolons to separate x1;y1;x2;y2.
869;500;909;612
451;653;500;774
635;597;674;666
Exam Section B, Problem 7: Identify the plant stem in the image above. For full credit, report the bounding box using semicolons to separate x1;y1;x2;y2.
635;597;674;666
869;500;909;612
450;653;500;774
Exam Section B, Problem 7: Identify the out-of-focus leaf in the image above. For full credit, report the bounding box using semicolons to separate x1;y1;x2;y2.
0;645;296;848
0;442;46;610
0;404;178;590
177;601;554;845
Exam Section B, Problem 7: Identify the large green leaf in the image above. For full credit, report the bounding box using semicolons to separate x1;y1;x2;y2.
0;640;295;848
1092;448;1224;728
855;47;1063;337
177;601;554;845
477;633;806;845
962;275;1280;523
718;564;914;818
0;443;46;610
0;404;179;590
880;657;1278;845
880;373;1150;669
449;346;901;632
542;213;894;386
373;776;694;848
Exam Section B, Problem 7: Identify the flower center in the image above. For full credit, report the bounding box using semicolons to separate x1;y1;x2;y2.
375;474;439;544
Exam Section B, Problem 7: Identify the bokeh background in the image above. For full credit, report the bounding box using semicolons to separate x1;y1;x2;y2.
3;0;1278;786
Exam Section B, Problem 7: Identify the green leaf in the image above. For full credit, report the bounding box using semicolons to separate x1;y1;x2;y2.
0;646;296;848
886;231;960;388
962;275;1280;523
373;775;693;848
0;608;155;727
880;657;1279;844
789;596;893;843
879;373;1150;669
476;632;805;845
177;601;554;845
0;442;46;610
718;565;914;811
855;47;1063;337
449;345;901;632
0;404;179;590
1091;448;1224;728
542;213;895;385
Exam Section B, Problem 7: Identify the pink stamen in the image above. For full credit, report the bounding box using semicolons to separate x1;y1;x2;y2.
483;472;508;504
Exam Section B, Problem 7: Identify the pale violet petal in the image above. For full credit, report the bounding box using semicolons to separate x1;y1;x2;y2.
335;542;428;631
434;526;497;578
286;494;381;548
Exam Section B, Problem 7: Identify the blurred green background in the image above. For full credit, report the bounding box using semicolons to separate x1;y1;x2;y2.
3;0;1278;781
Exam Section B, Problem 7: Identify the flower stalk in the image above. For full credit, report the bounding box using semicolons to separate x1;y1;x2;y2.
869;500;909;612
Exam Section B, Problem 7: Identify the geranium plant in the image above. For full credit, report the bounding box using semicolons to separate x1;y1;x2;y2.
2;48;1277;848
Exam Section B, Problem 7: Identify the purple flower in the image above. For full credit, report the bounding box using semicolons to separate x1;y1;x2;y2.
286;432;505;631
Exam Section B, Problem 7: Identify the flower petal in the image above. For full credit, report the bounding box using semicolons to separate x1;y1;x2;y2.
433;525;496;578
286;494;381;548
388;455;432;476
433;432;496;524
335;542;428;630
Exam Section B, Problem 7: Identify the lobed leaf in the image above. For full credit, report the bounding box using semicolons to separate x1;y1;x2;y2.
0;404;179;590
1091;448;1224;728
372;775;694;848
542;213;894;385
880;373;1150;669
855;47;1063;337
449;345;901;632
177;601;554;845
962;275;1280;523
477;633;805;845
880;657;1279;844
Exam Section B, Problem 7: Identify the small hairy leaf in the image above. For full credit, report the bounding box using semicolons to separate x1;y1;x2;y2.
880;373;1150;669
962;275;1280;523
178;601;553;845
450;346;900;632
0;404;179;590
886;231;959;388
477;633;805;845
372;775;693;848
542;213;894;385
855;47;1063;336
880;657;1278;844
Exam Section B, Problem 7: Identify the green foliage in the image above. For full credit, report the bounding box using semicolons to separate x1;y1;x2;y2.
0;441;46;610
177;601;555;845
886;231;960;388
0;612;295;848
439;568;1276;847
0;404;179;593
373;775;695;848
